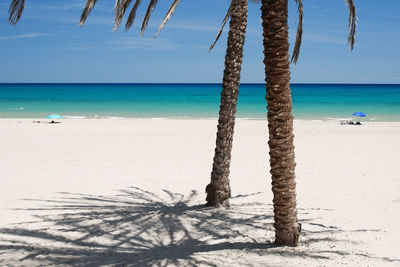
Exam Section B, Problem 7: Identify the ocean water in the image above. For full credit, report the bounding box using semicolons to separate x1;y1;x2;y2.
1;83;400;121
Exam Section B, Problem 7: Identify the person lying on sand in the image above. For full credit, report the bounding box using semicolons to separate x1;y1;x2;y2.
340;120;362;125
32;120;61;124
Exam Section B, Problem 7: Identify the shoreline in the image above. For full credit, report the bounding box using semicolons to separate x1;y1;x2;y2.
0;117;400;126
1;116;399;122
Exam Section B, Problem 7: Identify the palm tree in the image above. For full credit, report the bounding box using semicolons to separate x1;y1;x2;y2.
260;0;356;246
205;0;248;208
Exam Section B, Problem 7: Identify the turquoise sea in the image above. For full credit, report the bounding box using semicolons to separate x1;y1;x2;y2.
1;83;400;121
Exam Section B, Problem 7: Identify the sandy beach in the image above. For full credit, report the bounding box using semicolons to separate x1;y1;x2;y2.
0;118;399;266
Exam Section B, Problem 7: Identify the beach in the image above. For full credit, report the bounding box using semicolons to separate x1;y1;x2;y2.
0;118;399;266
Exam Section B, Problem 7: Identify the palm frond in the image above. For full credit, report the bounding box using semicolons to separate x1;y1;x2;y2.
290;0;303;64
209;3;232;52
114;0;122;28
79;0;98;26
115;0;121;9
114;0;133;30
345;0;357;50
125;0;142;30
140;0;158;37
154;0;181;38
8;0;25;26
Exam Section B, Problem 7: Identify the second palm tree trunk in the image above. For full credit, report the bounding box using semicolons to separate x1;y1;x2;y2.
261;0;300;246
206;0;248;208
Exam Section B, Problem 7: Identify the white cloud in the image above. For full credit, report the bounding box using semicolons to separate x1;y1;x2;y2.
61;45;102;51
107;37;180;51
41;3;83;11
303;32;346;45
0;33;48;40
58;37;179;51
27;0;90;11
165;24;219;33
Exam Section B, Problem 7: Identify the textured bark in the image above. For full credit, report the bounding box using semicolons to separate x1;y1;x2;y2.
261;0;300;246
206;0;248;208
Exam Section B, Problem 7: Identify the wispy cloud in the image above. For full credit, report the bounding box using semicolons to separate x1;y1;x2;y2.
26;0;91;11
107;37;180;51
314;13;327;18
0;33;48;40
61;45;102;51
41;3;83;11
165;23;219;33
303;33;346;45
59;37;179;51
20;13;112;26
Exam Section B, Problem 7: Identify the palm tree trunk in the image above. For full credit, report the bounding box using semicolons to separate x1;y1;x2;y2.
261;0;300;246
206;0;248;208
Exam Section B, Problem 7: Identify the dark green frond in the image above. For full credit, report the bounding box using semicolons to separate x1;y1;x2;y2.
8;0;25;26
154;0;181;38
140;0;158;36
209;3;232;52
345;0;357;50
125;0;142;30
114;0;133;30
290;0;303;64
79;0;98;26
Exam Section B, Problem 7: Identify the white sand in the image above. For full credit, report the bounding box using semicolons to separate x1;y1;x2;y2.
0;118;399;266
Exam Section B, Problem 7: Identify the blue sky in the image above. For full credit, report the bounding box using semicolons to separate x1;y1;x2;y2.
0;0;399;83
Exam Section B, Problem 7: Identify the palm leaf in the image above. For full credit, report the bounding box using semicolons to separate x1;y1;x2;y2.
79;0;98;26
154;0;181;38
8;0;25;26
115;0;122;9
114;0;133;30
140;0;158;36
290;0;303;64
345;0;357;50
125;0;142;30
209;3;232;52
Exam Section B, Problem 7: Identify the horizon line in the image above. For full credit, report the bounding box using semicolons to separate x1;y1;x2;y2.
1;82;399;86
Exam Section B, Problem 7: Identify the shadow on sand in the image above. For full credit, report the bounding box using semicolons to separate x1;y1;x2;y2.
0;186;397;266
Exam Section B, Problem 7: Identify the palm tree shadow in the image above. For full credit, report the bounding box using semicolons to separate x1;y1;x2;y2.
0;187;272;266
0;187;398;266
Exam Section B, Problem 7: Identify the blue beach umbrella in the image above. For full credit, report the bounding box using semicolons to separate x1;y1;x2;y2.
47;114;63;119
352;112;366;117
352;112;366;124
